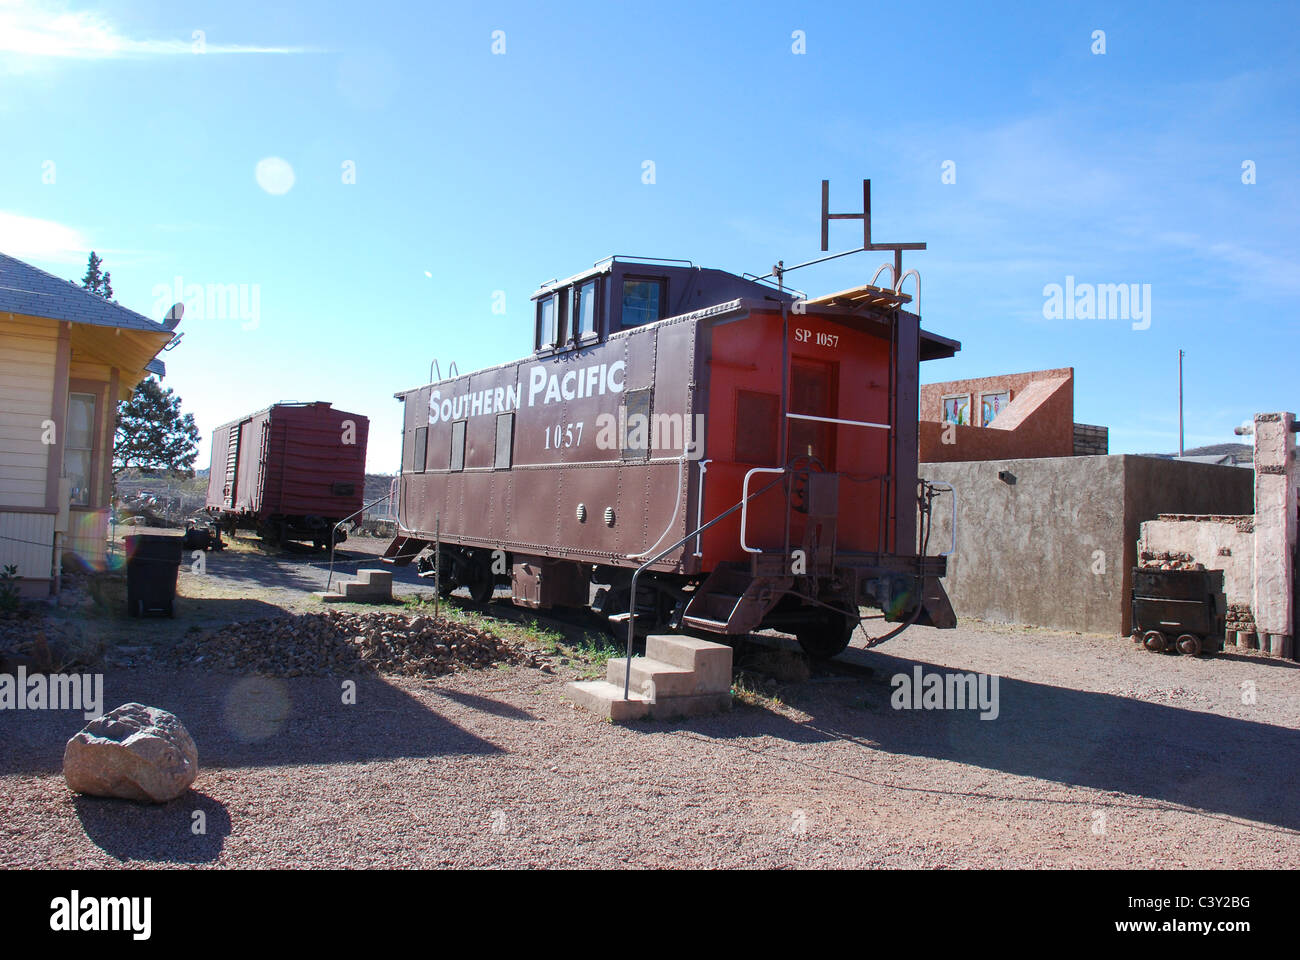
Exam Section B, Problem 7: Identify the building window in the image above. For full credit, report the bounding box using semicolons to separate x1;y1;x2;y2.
494;413;514;470
620;278;664;328
450;420;466;471
536;295;558;350
574;278;599;340
942;394;971;426
981;391;1010;426
65;392;96;506
411;426;428;474
735;391;779;464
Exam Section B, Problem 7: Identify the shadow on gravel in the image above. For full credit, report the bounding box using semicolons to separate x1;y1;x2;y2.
73;789;230;863
430;686;538;721
692;644;1300;833
2;672;502;776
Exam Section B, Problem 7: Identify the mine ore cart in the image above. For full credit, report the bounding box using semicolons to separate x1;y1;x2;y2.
1131;567;1223;656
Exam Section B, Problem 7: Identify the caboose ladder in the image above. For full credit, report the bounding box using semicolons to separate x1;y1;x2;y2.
681;563;792;634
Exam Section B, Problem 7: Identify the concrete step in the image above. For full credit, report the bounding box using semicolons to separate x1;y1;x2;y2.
564;680;650;722
564;680;732;724
355;568;393;588
606;656;697;699
645;635;733;693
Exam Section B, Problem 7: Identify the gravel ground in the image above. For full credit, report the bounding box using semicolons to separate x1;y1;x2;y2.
2;542;1298;869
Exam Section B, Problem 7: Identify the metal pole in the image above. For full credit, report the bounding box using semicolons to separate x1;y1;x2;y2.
433;513;441;620
1179;349;1185;457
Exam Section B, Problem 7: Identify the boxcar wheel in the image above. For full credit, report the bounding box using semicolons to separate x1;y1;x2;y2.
795;611;855;660
1142;630;1167;653
1176;633;1202;657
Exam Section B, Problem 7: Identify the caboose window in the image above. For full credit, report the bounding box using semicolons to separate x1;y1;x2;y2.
450;420;466;471
620;389;652;459
412;426;428;474
536;296;558;350
620;278;663;328
494;413;514;469
575;278;599;339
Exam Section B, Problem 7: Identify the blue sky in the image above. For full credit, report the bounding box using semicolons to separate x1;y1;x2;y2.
2;0;1296;471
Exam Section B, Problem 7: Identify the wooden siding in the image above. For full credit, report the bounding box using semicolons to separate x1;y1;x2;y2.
0;317;57;508
0;510;56;580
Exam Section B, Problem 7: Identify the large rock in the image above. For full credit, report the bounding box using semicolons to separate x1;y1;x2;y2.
64;703;198;803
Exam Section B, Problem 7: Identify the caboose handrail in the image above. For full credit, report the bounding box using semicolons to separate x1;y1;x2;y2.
325;491;395;592
623;471;789;700
739;467;786;554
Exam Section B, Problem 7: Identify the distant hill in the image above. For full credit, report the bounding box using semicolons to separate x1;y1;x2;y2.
1139;442;1252;461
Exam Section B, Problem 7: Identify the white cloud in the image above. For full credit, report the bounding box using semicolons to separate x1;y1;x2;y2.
0;210;89;262
0;0;313;68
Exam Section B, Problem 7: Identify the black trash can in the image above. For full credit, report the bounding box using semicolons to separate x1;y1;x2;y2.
124;533;183;618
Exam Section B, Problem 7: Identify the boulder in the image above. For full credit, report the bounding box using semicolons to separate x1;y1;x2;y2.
63;702;198;803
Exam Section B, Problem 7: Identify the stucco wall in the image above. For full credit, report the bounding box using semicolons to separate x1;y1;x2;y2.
1139;518;1254;605
919;368;1076;462
920;455;1255;636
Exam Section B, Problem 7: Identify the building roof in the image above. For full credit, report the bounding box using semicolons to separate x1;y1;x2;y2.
0;251;170;335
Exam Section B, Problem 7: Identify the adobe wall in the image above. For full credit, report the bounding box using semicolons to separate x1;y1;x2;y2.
921;455;1256;636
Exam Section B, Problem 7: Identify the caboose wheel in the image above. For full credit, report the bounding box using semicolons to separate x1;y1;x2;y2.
1142;630;1167;653
795;610;855;660
1175;634;1202;657
466;558;495;604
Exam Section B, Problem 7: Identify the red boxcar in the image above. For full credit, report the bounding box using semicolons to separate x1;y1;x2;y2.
386;257;958;657
204;402;369;547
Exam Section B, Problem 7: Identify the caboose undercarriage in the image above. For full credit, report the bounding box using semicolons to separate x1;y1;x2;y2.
384;464;956;659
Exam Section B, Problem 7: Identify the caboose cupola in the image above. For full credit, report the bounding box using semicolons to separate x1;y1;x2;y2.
530;255;797;356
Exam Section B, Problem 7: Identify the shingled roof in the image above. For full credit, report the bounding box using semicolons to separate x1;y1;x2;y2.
0;251;168;334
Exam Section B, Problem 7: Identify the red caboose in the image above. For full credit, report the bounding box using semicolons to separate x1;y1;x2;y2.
386;256;957;657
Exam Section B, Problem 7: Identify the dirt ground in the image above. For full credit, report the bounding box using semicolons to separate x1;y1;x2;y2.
3;536;1298;869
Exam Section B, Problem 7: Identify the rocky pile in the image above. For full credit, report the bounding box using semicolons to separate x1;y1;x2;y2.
1225;602;1257;636
168;610;530;678
0;612;100;672
1138;550;1205;571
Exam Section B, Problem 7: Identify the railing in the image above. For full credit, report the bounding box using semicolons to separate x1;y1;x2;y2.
622;470;789;699
325;491;395;592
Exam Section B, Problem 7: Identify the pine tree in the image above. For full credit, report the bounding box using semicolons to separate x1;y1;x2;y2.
81;251;114;299
113;378;200;479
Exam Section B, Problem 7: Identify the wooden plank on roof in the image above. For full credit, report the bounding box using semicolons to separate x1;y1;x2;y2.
804;283;912;308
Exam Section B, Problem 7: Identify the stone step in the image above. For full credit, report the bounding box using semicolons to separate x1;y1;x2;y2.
606;656;697;699
645;635;732;693
355;568;392;588
564;680;650;722
564;680;732;724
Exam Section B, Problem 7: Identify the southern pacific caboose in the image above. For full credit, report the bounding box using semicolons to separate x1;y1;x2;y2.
385;256;958;657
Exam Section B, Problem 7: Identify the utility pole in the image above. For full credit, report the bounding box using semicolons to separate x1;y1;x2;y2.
1179;349;1185;457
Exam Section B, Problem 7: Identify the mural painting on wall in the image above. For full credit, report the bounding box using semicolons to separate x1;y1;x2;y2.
982;391;1010;426
943;395;971;425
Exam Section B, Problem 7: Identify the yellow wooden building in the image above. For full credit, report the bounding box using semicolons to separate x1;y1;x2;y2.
1;252;174;597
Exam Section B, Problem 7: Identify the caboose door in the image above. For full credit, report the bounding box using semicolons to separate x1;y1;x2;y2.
787;358;839;469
